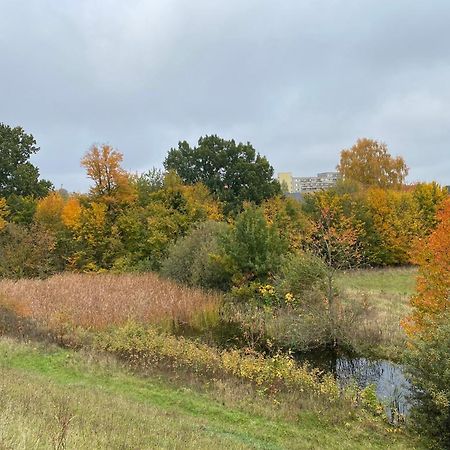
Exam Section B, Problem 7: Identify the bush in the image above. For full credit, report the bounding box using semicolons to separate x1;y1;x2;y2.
0;223;60;278
161;221;230;290
275;252;327;301
404;316;450;449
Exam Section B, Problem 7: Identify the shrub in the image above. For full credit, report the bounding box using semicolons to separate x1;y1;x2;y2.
161;221;230;290
275;252;327;301
0;223;60;278
404;315;450;449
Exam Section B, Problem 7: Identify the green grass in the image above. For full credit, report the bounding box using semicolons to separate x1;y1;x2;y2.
334;267;418;360
0;337;423;450
337;267;417;296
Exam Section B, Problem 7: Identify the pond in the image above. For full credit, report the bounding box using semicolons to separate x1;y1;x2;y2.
296;350;412;420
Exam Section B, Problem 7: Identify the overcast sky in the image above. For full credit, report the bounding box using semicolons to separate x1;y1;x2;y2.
1;0;449;191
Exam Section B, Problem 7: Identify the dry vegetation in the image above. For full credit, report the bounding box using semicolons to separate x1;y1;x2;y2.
0;272;221;331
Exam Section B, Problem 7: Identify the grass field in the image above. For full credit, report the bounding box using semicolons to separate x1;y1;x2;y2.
0;337;422;450
337;267;417;296
335;267;417;359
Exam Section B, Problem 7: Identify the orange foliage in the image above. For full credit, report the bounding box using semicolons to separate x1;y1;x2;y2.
307;191;364;269
262;196;308;252
404;197;450;334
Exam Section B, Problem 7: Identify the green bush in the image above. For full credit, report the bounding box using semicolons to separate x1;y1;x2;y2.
161;221;230;290
404;316;450;449
219;206;288;285
275;252;327;301
0;223;61;278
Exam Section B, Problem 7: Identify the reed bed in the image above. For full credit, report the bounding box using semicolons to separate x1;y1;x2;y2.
0;273;221;331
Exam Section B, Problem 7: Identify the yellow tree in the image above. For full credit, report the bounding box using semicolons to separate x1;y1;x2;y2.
65;201;117;271
35;192;66;231
0;197;8;231
181;183;222;222
61;197;82;231
337;138;408;188
365;187;420;265
262;195;309;252
412;182;448;236
81;144;136;207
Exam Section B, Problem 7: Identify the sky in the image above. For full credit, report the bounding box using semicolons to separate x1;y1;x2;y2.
1;0;449;192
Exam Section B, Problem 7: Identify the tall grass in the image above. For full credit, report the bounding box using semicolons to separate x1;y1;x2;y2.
0;273;221;332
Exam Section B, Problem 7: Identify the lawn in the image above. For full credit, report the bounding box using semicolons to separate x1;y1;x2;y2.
0;337;422;450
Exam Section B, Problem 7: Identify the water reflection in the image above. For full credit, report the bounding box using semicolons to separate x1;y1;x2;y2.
295;351;411;419
336;357;411;418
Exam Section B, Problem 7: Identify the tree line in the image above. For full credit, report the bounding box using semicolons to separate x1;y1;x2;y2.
1;122;446;278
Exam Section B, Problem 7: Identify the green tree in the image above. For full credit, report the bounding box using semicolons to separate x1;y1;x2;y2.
164;135;281;215
219;206;288;285
0;123;52;197
132;168;165;206
6;195;37;225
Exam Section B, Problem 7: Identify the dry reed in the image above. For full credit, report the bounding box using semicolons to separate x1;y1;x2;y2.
0;273;221;331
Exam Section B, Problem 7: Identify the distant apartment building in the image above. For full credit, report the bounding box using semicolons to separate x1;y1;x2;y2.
277;172;340;193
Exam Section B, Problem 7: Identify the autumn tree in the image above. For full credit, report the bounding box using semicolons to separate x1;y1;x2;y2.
404;198;450;334
81;144;136;207
305;191;364;292
303;190;365;345
403;198;450;447
65;201;122;271
164;135;281;215
35;192;66;231
0;123;52;197
61;197;82;231
262;196;309;252
412;182;448;236
337;138;408;188
114;172;222;271
0;198;8;231
364;187;420;265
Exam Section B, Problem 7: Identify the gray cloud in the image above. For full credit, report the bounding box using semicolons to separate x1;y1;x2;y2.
1;0;449;191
